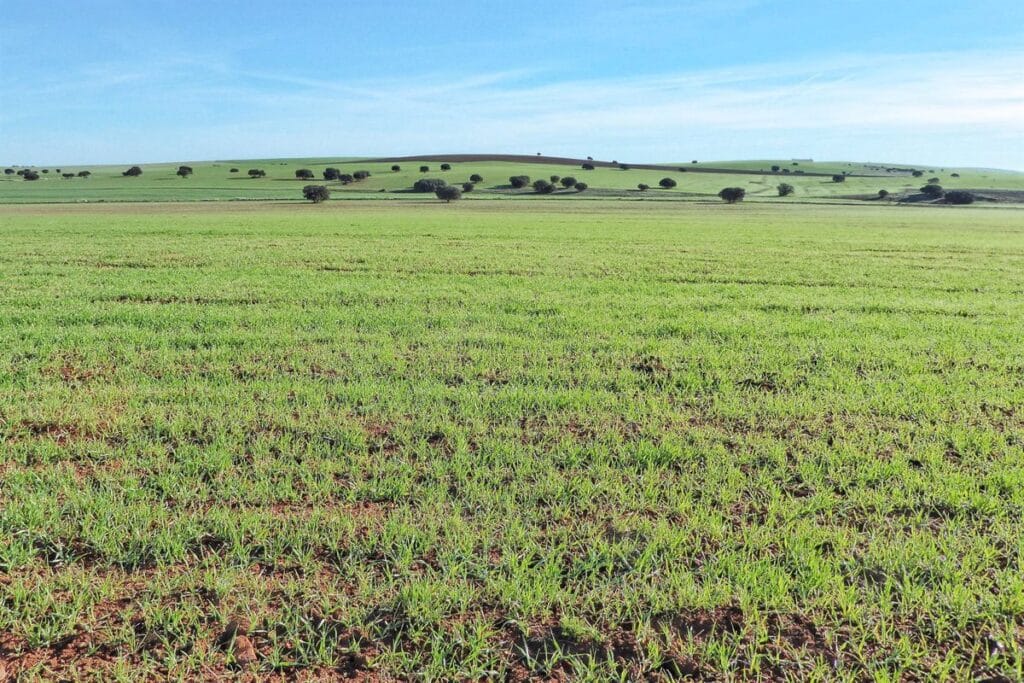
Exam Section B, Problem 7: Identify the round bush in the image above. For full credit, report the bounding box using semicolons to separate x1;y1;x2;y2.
414;178;448;193
659;177;677;189
302;185;331;203
436;186;462;202
532;179;555;194
718;187;745;203
574;182;588;192
469;174;483;183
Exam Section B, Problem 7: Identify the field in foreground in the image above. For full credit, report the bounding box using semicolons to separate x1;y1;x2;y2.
1;201;1023;680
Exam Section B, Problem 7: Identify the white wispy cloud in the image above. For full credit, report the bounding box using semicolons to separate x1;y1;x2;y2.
3;49;1022;167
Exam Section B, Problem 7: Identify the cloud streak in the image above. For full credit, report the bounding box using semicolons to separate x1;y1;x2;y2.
3;49;1022;168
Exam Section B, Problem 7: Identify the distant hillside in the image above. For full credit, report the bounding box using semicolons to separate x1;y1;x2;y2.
2;155;1022;204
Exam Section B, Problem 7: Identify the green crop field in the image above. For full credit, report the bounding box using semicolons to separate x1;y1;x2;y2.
3;157;1023;205
2;200;1023;680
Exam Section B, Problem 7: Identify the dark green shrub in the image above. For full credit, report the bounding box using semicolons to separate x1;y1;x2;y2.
944;190;974;204
414;178;447;192
302;185;330;203
718;187;745;203
436;186;462;202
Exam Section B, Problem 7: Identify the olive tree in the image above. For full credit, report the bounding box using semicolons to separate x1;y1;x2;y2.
718;187;745;203
532;179;555;194
302;185;330;203
414;178;447;193
436;185;462;202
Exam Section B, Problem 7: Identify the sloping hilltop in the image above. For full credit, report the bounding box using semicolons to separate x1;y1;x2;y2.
2;154;1022;204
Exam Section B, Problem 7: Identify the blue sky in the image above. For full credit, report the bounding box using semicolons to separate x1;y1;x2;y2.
2;1;1022;168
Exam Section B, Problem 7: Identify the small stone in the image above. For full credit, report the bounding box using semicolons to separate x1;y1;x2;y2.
234;634;257;664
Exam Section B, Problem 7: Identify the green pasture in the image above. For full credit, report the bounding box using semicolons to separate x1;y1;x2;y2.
1;201;1023;680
